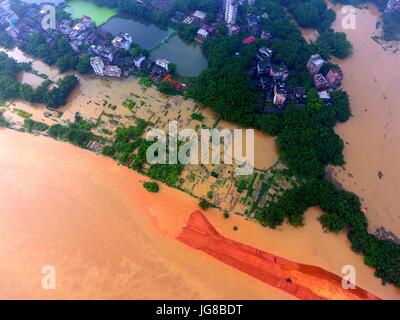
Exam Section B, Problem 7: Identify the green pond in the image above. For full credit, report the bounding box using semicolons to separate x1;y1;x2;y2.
65;0;116;26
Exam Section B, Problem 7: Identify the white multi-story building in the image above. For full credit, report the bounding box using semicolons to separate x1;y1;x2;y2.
225;0;238;25
156;59;170;71
90;56;105;76
90;56;121;77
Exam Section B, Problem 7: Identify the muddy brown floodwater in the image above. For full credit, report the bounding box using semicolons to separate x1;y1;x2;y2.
328;3;400;236
0;129;398;299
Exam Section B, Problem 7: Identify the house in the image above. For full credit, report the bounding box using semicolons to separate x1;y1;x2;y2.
227;24;240;36
307;54;325;75
318;91;331;102
270;63;289;82
183;16;195;25
261;30;272;40
258;46;273;59
81;15;93;28
156;59;170;71
273;83;286;106
285;86;307;105
112;32;133;51
0;7;18;26
195;28;209;43
149;64;167;82
58;19;72;35
104;65;121;77
326;68;343;88
192;10;207;22
88;45;115;63
90;56;105;76
313;73;330;91
133;54;146;70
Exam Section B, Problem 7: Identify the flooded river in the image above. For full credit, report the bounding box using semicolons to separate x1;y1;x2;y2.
328;3;400;236
0;129;398;299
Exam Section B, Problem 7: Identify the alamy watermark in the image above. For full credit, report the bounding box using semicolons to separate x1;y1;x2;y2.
145;121;255;176
341;5;357;30
40;5;56;30
341;265;356;289
41;265;56;290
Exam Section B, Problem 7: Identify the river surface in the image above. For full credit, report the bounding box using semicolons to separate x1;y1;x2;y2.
0;129;398;299
328;3;400;236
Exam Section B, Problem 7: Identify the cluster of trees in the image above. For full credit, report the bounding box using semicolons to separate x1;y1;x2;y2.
48;119;94;147
102;119;148;164
275;90;346;178
143;181;160;192
189;35;261;127
280;0;336;30
256;178;400;287
20;34;78;73
383;8;400;40
0;112;7;127
0;52;78;108
24;119;49;133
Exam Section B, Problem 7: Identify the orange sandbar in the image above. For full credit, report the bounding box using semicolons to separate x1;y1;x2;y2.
178;211;380;300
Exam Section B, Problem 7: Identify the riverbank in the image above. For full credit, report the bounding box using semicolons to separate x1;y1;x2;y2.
0;128;398;299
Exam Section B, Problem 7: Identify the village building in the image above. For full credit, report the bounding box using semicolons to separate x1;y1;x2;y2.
273;83;286;106
318;90;331;102
134;54;150;70
104;65;121;77
90;56;105;76
111;32;133;51
195;28;209;43
0;6;18;25
227;24;240;36
261;30;272;40
149;64;167;83
313;73;330;91
183;16;195;25
155;59;170;71
258;46;273;59
192;10;207;22
307;54;325;75
225;0;238;25
270;63;289;82
88;45;115;63
326;68;344;88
